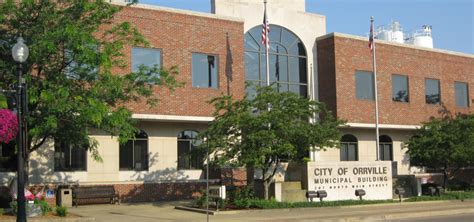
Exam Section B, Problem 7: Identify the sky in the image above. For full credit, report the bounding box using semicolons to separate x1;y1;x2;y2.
138;0;474;54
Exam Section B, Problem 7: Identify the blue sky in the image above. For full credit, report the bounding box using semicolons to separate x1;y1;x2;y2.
138;0;473;54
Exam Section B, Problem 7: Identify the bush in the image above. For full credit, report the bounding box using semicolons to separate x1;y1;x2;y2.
55;206;67;217
405;191;474;202
35;198;52;215
232;186;254;209
196;190;226;210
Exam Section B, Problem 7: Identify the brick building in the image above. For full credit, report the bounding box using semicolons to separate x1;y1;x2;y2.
0;0;473;204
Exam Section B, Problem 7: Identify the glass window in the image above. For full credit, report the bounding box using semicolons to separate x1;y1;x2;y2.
0;142;16;172
379;135;393;161
192;53;219;88
244;25;307;98
455;82;469;107
356;71;374;100
425;79;441;104
177;130;203;170
132;47;161;73
120;130;148;171
340;134;358;161
392;74;409;102
54;140;87;171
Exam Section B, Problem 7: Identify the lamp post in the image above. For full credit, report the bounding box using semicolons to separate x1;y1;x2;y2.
12;36;29;222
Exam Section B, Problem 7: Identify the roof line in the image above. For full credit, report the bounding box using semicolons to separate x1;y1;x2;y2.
317;32;474;59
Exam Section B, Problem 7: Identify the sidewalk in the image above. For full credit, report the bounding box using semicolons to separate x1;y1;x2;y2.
69;200;474;222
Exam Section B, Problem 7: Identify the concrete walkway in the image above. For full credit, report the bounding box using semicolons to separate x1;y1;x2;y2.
69;200;474;222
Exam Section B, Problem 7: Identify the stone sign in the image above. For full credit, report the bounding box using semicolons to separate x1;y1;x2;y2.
307;161;392;201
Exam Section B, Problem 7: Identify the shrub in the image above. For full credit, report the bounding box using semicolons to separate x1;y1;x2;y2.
55;206;67;217
36;198;52;215
232;186;255;209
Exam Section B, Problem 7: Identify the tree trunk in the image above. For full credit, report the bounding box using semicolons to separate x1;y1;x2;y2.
263;179;270;200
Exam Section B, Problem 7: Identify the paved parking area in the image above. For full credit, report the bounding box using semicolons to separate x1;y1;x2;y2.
69;200;474;222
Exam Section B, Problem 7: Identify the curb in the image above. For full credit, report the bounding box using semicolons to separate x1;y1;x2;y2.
174;206;220;215
0;217;95;222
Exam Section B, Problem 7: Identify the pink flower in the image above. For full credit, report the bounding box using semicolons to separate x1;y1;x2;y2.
25;189;34;201
35;192;43;200
0;109;18;143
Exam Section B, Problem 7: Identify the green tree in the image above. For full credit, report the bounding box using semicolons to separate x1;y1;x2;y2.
0;0;179;161
406;109;474;188
203;86;344;200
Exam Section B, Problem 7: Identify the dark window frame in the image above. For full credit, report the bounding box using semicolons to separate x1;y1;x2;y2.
54;140;88;172
379;135;393;161
392;74;410;103
177;130;203;170
340;134;358;161
454;81;470;108
425;78;441;105
355;70;375;101
244;25;308;98
0;141;17;172
191;52;219;89
119;130;149;171
131;47;162;72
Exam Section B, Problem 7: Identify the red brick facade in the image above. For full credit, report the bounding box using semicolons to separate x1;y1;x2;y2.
111;6;245;117
317;34;474;125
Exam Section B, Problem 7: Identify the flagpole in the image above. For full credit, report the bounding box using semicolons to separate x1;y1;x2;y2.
371;16;380;161
264;0;270;86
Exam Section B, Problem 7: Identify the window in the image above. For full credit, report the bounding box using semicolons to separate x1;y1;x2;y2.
119;130;148;171
0;142;16;172
379;135;393;161
192;53;218;88
54;140;87;171
455;82;469;107
392;74;409;102
356;71;374;100
132;47;161;78
425;79;440;104
340;134;358;161
244;25;307;98
177;130;203;170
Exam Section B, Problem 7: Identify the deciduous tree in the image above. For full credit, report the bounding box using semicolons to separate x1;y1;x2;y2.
203;86;344;199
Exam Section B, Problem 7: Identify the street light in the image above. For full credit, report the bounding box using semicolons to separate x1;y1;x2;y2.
12;36;29;222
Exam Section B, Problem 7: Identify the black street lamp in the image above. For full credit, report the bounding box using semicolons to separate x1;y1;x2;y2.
12;36;29;222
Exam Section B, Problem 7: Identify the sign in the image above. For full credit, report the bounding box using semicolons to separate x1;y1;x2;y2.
208;185;226;200
46;189;54;199
307;161;392;201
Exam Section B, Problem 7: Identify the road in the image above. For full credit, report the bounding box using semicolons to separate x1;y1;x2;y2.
387;213;474;222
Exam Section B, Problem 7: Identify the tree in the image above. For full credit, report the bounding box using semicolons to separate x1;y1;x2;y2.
203;86;344;200
406;109;474;188
0;1;179;162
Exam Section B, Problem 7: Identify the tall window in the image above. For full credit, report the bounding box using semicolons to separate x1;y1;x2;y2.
120;130;148;171
455;82;469;107
192;53;218;88
132;47;161;79
244;25;307;98
177;130;203;170
392;74;409;102
340;134;358;161
425;78;440;104
0;142;16;172
54;140;87;171
356;71;374;100
379;135;393;161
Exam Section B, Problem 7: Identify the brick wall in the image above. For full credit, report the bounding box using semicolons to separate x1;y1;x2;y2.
317;34;474;125
108;6;245;117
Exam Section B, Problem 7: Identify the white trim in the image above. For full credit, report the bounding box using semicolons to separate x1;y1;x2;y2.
344;122;419;130
317;32;474;59
132;114;214;122
111;2;244;23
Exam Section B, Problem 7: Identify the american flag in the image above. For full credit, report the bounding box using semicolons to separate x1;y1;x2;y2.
368;20;374;50
262;7;269;46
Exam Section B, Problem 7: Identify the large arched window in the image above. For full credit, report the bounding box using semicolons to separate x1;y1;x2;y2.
379;135;393;161
177;130;203;170
245;25;307;98
120;130;148;171
340;134;358;161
